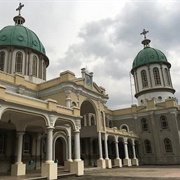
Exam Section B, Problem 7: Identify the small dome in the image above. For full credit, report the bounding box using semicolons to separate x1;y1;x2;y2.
132;47;171;69
0;25;46;55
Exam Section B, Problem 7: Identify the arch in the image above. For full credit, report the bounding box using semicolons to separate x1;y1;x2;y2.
164;138;173;153
141;118;149;131
144;139;152;153
153;67;161;85
55;118;76;131
120;124;129;132
15;51;23;73
0;51;5;71
71;101;77;107
141;69;148;88
160;115;168;129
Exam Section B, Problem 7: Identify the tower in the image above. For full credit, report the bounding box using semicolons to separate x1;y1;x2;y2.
0;3;49;83
131;29;175;106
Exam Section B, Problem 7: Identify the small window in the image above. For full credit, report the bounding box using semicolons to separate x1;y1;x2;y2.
160;116;168;129
15;52;23;73
0;51;5;71
71;101;76;107
141;118;149;131
33;56;37;77
23;134;31;154
153;67;161;85
121;125;129;132
164;68;171;86
144;139;152;153
91;116;95;126
81;116;84;126
141;70;148;88
164;138;173;152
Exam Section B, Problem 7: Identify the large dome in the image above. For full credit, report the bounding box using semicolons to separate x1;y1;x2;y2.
0;25;46;55
132;47;171;69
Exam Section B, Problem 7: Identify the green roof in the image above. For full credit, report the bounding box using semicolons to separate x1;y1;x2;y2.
132;47;171;69
0;25;46;55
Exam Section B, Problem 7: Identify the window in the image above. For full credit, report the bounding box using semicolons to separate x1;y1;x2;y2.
121;124;129;132
23;134;31;154
71;101;76;107
109;120;113;128
141;70;148;88
164;68;171;86
15;52;23;73
153;67;161;85
81;116;84;126
0;133;5;154
144;139;152;153
141;118;149;131
160;116;168;129
0;51;5;71
164;138;173;152
33;56;37;77
91;116;95;126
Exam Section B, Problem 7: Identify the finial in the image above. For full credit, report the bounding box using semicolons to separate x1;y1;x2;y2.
140;29;151;48
16;3;24;16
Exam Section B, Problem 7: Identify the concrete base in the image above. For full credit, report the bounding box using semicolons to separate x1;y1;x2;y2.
123;158;132;166
132;158;139;166
105;158;112;169
11;163;26;176
64;159;73;171
41;161;57;180
97;159;106;169
70;160;84;176
114;158;122;167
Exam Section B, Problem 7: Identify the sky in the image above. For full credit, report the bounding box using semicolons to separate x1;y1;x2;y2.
1;0;180;110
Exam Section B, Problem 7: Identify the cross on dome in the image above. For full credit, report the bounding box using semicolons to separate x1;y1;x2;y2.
140;29;149;40
16;3;24;16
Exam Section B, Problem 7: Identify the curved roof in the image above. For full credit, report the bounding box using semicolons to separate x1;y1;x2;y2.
0;25;46;55
132;47;171;69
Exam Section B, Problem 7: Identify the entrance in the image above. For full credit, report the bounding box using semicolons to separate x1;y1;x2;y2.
55;138;64;165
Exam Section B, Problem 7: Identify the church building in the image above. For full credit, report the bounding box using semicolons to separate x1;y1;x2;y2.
0;4;179;180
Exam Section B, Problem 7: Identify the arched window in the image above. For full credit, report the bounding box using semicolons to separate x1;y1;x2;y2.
164;68;171;86
0;51;5;71
15;51;23;73
144;139;152;153
121;125;129;132
160;115;168;129
23;134;31;154
91;116;95;126
164;138;173;152
71;101;76;107
33;55;37;77
153;67;161;85
0;133;5;154
141;118;149;131
141;70;148;88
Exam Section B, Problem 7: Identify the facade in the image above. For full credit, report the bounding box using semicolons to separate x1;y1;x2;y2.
0;5;179;180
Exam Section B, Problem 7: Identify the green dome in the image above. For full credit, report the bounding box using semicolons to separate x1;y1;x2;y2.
132;47;171;69
0;25;46;55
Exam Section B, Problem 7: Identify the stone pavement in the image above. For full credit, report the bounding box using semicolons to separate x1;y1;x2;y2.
1;166;180;180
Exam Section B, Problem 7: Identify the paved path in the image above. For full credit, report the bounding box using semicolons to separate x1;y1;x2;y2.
1;166;180;180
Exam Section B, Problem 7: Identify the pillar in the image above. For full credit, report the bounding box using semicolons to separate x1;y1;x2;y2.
131;139;139;166
70;129;84;176
123;138;131;166
11;132;26;176
104;134;112;168
114;136;122;167
97;132;106;169
65;89;71;108
41;126;57;180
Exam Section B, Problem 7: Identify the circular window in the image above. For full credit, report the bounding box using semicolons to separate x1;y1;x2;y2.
17;35;24;41
0;35;7;41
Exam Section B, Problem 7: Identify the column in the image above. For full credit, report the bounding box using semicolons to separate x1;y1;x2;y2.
11;131;26;176
114;136;122;167
98;132;103;159
16;132;24;163
65;89;71;108
70;129;84;176
41;126;57;179
104;134;112;168
123;138;131;166
131;139;139;166
74;130;81;161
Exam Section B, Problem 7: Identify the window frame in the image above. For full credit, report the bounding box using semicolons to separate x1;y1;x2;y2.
141;70;148;88
153;67;161;85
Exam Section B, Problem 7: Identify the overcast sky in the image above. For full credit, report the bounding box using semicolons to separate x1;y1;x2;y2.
1;0;180;110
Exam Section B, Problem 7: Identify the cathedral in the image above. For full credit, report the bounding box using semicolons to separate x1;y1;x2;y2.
0;4;180;180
